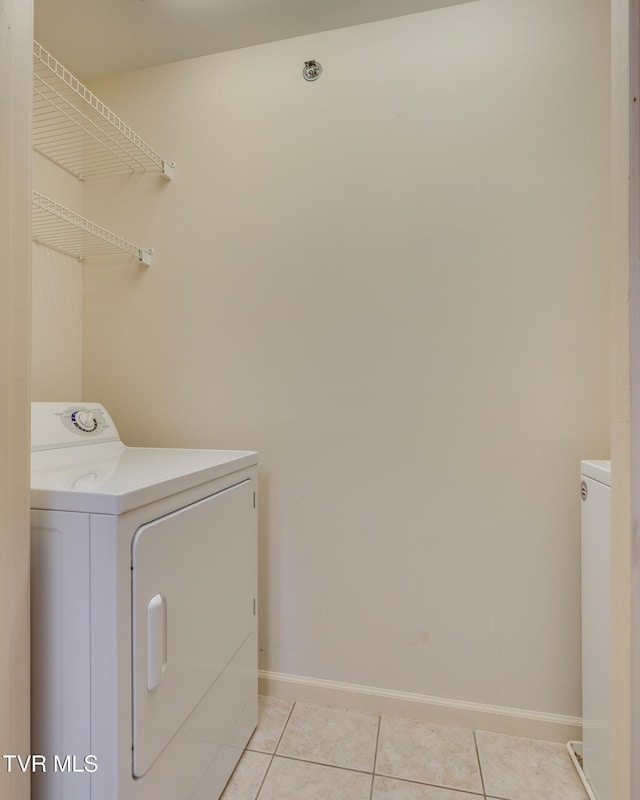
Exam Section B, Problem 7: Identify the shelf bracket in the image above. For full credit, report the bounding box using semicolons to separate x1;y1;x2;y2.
162;161;176;181
138;249;154;267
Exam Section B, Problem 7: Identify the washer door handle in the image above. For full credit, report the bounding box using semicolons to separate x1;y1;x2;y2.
147;594;166;691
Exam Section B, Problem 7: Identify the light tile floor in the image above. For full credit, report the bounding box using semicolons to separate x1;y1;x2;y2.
221;697;589;800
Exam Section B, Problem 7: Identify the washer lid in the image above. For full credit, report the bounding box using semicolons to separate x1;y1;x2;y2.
31;444;258;515
581;460;611;487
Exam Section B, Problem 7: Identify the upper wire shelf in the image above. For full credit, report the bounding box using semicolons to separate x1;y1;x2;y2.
32;192;153;266
32;41;175;182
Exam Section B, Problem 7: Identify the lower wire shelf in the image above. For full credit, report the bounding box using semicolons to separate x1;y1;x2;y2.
32;191;153;266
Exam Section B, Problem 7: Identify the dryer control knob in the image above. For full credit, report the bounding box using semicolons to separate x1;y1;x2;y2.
72;410;98;433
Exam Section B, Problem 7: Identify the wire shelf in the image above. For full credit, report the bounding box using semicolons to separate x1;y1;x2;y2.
32;192;153;266
33;41;175;181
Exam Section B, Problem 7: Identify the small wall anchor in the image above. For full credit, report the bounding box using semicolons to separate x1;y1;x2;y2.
303;60;322;81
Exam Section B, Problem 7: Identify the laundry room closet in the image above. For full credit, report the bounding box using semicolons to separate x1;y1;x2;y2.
31;0;611;744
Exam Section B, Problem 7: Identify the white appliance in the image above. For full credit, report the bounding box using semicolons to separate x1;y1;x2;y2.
30;402;258;800
580;459;611;800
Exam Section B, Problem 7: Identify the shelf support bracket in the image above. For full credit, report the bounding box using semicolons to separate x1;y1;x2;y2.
138;248;153;267
162;161;176;181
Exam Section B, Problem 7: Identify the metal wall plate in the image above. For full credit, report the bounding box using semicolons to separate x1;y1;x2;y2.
303;60;322;81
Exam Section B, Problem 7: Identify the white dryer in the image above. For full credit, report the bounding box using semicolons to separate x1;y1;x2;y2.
30;402;258;800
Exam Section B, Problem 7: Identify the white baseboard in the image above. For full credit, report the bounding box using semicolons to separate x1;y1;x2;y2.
258;670;581;744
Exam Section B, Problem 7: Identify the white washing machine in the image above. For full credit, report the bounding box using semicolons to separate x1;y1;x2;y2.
30;402;258;800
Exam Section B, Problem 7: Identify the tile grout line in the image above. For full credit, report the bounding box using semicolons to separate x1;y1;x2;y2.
252;752;274;800
274;700;297;753
254;700;298;800
374;771;486;797
267;752;378;776
257;750;488;798
473;730;487;798
368;714;382;800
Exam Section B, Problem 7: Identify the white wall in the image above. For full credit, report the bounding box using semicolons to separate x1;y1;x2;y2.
611;0;632;794
79;0;610;718
0;0;32;796
31;154;83;400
